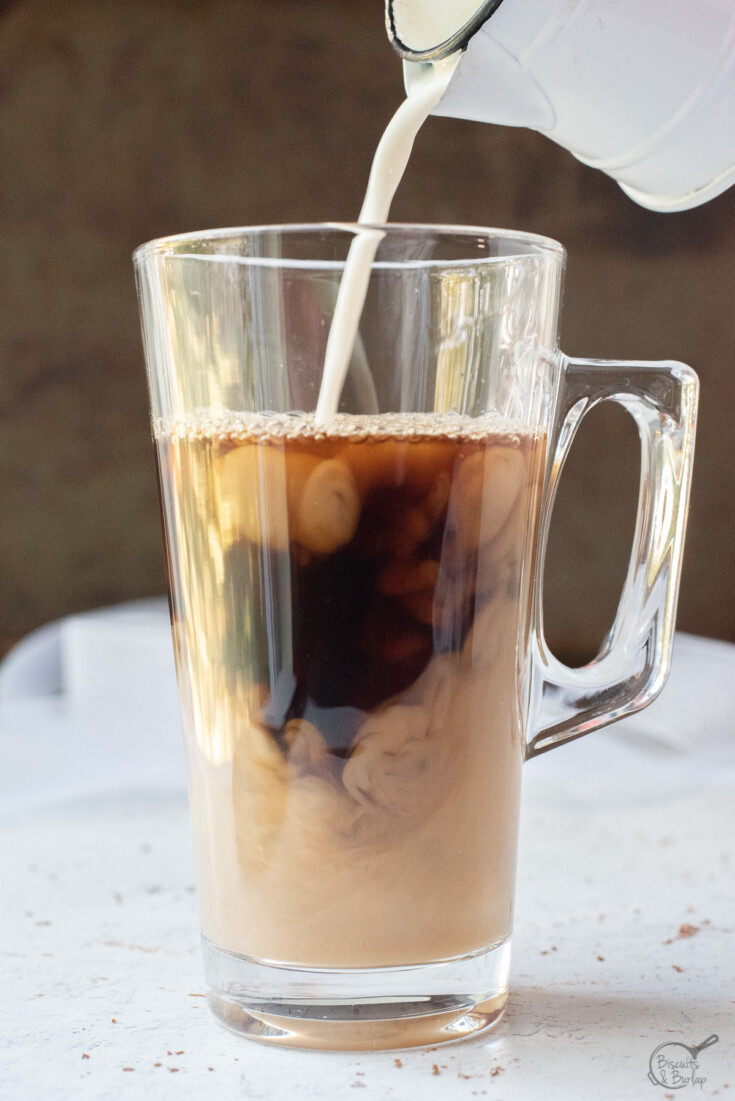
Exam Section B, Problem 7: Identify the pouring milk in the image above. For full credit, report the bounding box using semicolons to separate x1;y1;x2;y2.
314;57;457;425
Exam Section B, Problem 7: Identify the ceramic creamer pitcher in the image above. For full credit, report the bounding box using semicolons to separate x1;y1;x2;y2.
386;0;735;211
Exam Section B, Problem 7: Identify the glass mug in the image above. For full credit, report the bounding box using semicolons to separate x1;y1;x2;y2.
134;224;697;1051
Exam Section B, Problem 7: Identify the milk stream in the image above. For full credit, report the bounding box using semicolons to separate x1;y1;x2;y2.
314;57;458;426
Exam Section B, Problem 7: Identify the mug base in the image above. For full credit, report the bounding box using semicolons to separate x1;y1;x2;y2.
202;935;510;1051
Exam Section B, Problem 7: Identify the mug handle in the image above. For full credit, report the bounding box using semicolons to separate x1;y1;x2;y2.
526;355;699;759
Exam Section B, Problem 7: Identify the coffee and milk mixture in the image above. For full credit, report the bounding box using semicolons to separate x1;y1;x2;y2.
157;61;545;966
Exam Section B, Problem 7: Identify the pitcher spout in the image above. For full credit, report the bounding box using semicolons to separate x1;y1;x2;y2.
403;33;555;131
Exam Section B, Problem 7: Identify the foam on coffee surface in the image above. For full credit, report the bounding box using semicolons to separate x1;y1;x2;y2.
157;408;529;443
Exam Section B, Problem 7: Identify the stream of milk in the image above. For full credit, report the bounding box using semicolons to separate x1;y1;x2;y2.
314;57;458;425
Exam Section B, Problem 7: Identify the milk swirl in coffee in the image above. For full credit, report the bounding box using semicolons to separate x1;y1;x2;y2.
158;413;544;965
155;62;547;967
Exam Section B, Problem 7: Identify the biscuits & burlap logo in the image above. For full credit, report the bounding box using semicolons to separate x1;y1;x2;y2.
648;1034;719;1089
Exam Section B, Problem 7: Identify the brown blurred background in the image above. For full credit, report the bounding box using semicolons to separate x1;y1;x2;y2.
0;0;733;663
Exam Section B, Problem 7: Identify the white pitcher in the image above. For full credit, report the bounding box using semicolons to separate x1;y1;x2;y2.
386;0;735;211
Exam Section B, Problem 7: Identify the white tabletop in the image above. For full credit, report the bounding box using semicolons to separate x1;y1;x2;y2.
1;609;734;1099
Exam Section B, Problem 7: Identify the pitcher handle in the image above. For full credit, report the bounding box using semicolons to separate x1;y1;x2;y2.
526;355;699;759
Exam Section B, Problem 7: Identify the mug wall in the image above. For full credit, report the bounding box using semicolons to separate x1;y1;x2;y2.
0;0;732;661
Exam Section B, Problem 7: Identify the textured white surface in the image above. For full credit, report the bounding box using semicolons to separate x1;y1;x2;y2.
2;615;734;1098
2;772;733;1100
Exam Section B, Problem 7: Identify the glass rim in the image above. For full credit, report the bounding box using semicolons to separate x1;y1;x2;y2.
133;221;565;270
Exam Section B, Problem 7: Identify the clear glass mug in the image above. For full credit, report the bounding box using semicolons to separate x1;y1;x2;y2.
134;224;697;1051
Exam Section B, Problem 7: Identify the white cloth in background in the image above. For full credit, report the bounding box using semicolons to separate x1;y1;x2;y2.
0;600;733;816
0;600;184;816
